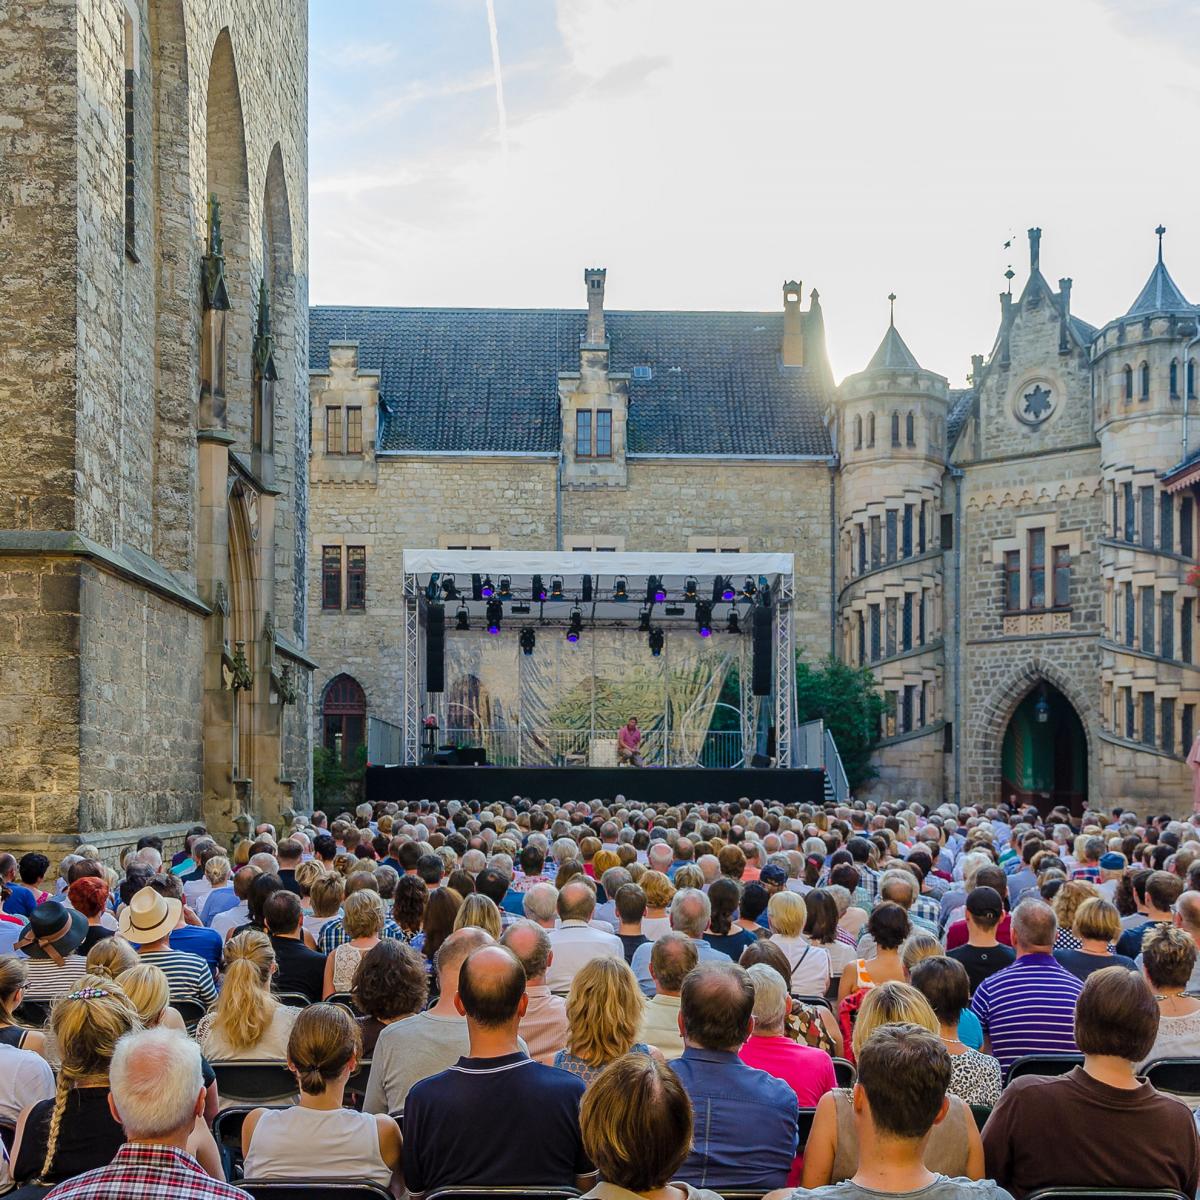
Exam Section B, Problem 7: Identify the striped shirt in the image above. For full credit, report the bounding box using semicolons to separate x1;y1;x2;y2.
317;916;404;954
138;948;217;1007
20;954;87;999
970;952;1082;1077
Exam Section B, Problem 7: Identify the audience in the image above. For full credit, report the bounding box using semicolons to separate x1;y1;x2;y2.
120;888;217;1007
501;919;569;1062
263;890;326;1002
350;938;429;1056
1053;896;1136;980
631;889;730;997
322;890;384;997
1115;869;1183;958
613;882;649;964
741;940;844;1057
639;932;697;1060
704;878;758;959
768;891;832;997
946;887;1014;992
555;955;658;1083
116;963;187;1034
67;878;115;955
14;900;89;999
838;902;910;1002
0;956;46;1055
547;880;625;995
1137;923;1200;1069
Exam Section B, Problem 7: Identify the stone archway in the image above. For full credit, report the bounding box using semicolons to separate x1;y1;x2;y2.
966;658;1095;813
1001;683;1088;816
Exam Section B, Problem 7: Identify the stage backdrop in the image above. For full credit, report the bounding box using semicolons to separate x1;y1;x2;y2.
437;628;745;768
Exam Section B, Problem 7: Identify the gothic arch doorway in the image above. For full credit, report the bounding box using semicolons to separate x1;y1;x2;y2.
1001;682;1087;816
323;674;366;766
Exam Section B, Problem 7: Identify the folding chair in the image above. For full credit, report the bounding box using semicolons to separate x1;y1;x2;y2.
12;999;51;1028
831;1057;856;1087
797;1106;817;1147
212;1105;288;1182
170;997;207;1033
326;991;361;1013
210;1061;297;1105
969;1104;991;1131
425;1189;580;1200
792;994;832;1013
1144;1058;1200;1097
1024;1189;1188;1200
239;1182;394;1200
273;991;312;1009
343;1061;373;1111
1006;1053;1083;1082
0;1118;15;1151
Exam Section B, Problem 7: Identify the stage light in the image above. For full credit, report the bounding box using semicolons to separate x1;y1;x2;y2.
742;576;757;599
727;609;740;634
472;573;483;601
567;607;583;643
481;575;494;598
442;574;458;599
519;627;536;656
646;575;664;604
425;575;440;602
684;576;698;600
550;575;564;600
486;598;503;635
614;576;628;601
455;605;470;631
532;574;547;602
721;576;736;601
695;600;713;638
638;607;652;632
497;576;512;600
648;627;665;657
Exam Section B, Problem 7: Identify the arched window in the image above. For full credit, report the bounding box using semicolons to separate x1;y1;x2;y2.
1123;365;1133;400
891;412;901;447
1140;362;1150;401
905;411;916;446
867;413;875;447
1171;359;1180;398
323;674;366;765
854;414;862;449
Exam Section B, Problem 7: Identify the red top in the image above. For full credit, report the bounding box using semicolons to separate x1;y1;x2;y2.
944;910;1013;950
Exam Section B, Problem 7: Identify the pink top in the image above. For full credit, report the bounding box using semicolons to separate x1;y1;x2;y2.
618;725;641;750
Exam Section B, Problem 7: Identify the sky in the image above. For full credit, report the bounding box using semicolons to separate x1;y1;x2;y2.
309;0;1200;385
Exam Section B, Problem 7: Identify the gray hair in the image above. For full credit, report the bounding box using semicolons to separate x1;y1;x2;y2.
670;888;711;938
746;962;788;1032
522;882;558;923
248;852;279;875
461;849;487;875
551;837;578;866
600;866;632;897
879;869;917;908
109;1028;203;1139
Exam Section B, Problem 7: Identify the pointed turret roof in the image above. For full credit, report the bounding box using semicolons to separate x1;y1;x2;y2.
867;321;921;371
1126;226;1193;317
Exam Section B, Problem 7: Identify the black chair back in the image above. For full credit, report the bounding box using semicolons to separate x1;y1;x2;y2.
1144;1058;1200;1096
212;1105;288;1181
1006;1053;1083;1082
1024;1189;1189;1200
425;1190;580;1200
969;1104;991;1130
0;1118;15;1151
170;998;207;1032
210;1061;297;1103
13;999;51;1028
797;1106;816;1147
792;994;832;1012
274;992;311;1009
831;1057;856;1087
240;1182;394;1200
326;991;361;1013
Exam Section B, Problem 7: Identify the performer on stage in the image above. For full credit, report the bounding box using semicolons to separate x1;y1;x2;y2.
617;716;645;767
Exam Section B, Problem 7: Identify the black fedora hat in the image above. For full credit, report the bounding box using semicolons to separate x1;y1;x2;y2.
16;900;88;964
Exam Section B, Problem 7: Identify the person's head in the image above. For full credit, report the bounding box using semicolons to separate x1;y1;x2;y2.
263;889;304;937
1142;923;1198;991
211;930;277;1052
351;939;428;1020
342;890;385;940
288;1002;363;1095
1072;897;1121;944
86;935;139;980
640;870;676;911
522;882;559;926
1074;965;1158;1062
0;956;28;1021
1146;869;1184;915
108;1028;207;1142
116;963;172;1028
204;855;232;888
767;890;807;937
802;889;839;945
18;852;49;887
745;962;790;1036
579;1053;693;1193
850;979;938;1060
67;876;109;919
307;871;344;920
392;872;429;933
900;930;943;974
1051;879;1099;933
668;887;709;939
1011;898;1057;953
739;881;769;926
500;920;552;984
558;879;598;923
417;853;445;886
854;1023;952;1143
866;900;911;951
453;893;503;939
679;961;755;1052
434;926;493;991
475;867;509;908
565;955;646;1067
455;945;527;1030
650;931;699;996
276;838;302;868
614;882;646;927
965;885;1004;932
909;956;971;1031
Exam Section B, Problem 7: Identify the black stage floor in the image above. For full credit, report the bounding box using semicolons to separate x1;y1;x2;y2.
365;764;826;807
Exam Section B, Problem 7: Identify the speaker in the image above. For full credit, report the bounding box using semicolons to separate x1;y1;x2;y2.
426;604;446;693
752;604;772;696
582;575;593;602
751;753;771;769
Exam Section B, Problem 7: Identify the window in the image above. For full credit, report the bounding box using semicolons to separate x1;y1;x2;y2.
885;597;897;657
857;611;865;667
1184;597;1194;663
919;683;928;726
1004;550;1021;611
1124;364;1133;400
858;525;867;575
884;692;897;739
943;722;954;752
1124;582;1135;646
870;516;881;568
1112;487;1119;538
346;407;363;455
886;510;898;563
1140;362;1150;401
867;414;875;447
323;674;366;766
854;415;862;449
326;406;343;455
940;513;953;550
575;409;592;457
575;409;612;458
1183;497;1194;557
595;409;613;458
346;546;366;610
1125;688;1135;739
902;685;915;734
1052;546;1071;608
1140;486;1155;549
1185;703;1195;752
870;605;881;661
919;502;927;553
1028;529;1046;609
1163;697;1176;755
123;10;136;258
1141;585;1155;654
902;505;914;557
1123;482;1135;542
918;589;927;644
1161;494;1174;554
1161;592;1175;659
902;592;913;651
570;535;625;551
1171;359;1180;399
1142;692;1156;746
905;411;915;447
322;546;342;610
891;412;901;447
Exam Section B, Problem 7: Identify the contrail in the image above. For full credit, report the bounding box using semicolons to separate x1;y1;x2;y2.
484;0;509;158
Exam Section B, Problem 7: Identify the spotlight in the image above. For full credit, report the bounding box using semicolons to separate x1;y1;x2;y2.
614;576;628;601
695;600;713;638
567;607;583;643
646;575;665;604
519;627;536;656
425;575;440;602
472;573;483;601
532;574;547;602
638;607;652;632
721;576;736;602
455;604;470;631
497;576;512;600
442;574;458;600
684;576;698;600
480;575;494;598
742;576;757;599
726;609;740;634
648;627;665;657
486;598;503;635
550;575;564;600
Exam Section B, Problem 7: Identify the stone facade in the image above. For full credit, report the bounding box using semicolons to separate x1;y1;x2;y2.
0;0;312;859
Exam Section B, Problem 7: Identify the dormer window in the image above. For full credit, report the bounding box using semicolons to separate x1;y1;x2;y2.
576;409;612;459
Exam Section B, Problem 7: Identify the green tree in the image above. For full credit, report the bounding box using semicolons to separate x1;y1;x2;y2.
312;742;367;812
794;656;885;792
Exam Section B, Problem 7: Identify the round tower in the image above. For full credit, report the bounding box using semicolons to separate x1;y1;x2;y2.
838;302;948;801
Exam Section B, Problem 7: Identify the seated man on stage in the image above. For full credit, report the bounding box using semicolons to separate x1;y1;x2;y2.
617;716;645;767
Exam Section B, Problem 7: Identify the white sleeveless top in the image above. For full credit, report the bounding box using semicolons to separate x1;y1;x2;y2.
243;1105;391;1186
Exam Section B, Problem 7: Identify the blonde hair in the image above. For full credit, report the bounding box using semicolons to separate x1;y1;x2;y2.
233;840;251;867
641;871;675;910
900;930;943;972
205;856;231;886
593;850;621;878
309;873;344;918
851;979;937;1060
287;1002;362;1094
86;936;139;979
1073;896;1121;943
117;963;171;1027
768;890;807;938
1052;880;1099;932
294;859;324;896
342;890;385;940
453;894;502;939
565;956;644;1067
206;931;278;1053
41;976;141;1181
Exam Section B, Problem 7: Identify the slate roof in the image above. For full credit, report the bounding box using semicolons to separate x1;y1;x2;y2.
309;307;834;457
1125;256;1194;317
946;387;975;450
866;322;922;371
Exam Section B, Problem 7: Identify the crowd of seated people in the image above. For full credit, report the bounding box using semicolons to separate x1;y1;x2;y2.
1;795;1200;1198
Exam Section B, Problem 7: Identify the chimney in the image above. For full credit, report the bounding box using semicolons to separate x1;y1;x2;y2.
584;267;607;346
782;280;804;366
970;353;984;385
1028;227;1042;273
1058;277;1072;353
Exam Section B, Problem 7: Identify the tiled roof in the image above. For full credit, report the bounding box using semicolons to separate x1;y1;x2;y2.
1125;257;1193;318
946;387;975;449
866;322;922;371
309;307;834;457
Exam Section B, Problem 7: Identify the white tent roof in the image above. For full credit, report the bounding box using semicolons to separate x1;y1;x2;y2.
402;549;793;579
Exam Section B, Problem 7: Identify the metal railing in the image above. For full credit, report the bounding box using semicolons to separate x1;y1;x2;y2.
824;726;850;802
367;716;404;766
796;718;851;801
434;727;744;769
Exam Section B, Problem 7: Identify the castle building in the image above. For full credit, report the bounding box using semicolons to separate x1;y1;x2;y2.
309;228;1200;815
0;1;313;858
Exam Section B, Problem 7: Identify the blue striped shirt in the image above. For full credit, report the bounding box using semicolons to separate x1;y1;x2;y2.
970;952;1082;1077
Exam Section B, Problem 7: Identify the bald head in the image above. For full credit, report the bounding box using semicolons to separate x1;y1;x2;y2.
456;945;526;1028
1010;899;1057;953
557;879;596;923
1176;890;1200;935
680;961;755;1051
670;888;711;938
650;931;698;995
434;926;493;985
500;919;551;983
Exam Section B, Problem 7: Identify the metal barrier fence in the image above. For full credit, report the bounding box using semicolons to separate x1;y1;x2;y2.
436;727;744;769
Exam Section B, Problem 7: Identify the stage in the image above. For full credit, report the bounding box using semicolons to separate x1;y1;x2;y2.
364;764;828;808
